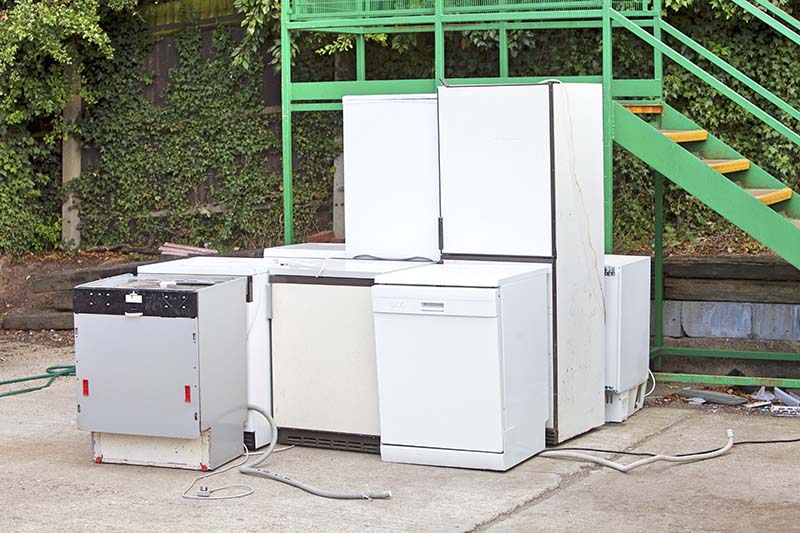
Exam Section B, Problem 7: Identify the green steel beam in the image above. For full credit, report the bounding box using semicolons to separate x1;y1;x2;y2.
281;8;293;244
602;0;613;253
292;102;344;111
613;102;800;270
292;79;437;100
610;9;800;148
499;23;509;77
729;0;800;48
652;171;664;371
654;372;800;389
435;0;445;82
356;35;366;80
751;0;800;35
657;346;800;362
652;0;662;99
662;21;800;123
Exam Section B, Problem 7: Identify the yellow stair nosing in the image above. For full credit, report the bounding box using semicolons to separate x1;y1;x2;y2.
623;104;663;114
701;158;751;174
661;129;709;142
744;187;793;206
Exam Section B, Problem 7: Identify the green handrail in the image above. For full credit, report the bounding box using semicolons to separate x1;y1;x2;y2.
729;0;800;47
662;21;800;123
609;9;800;148
751;0;800;35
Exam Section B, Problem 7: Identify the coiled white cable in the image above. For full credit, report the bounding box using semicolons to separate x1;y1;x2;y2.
538;429;734;473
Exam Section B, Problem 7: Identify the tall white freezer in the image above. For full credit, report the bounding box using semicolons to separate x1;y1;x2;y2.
436;83;606;443
343;94;441;261
372;262;552;470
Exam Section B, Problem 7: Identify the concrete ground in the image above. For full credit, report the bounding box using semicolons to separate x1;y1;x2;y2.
2;337;799;532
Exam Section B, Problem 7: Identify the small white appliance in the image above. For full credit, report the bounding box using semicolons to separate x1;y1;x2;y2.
343;94;440;261
604;255;652;422
262;242;346;259
268;258;428;452
74;274;247;470
372;262;552;471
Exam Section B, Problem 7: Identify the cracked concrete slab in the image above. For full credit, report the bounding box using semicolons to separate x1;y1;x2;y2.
2;340;797;532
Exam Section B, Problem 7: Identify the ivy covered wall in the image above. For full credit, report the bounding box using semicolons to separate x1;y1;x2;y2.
3;0;800;254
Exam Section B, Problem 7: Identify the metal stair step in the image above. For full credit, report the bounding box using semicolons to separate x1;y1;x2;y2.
623;103;663;114
661;129;708;142
701;158;750;174
744;187;793;206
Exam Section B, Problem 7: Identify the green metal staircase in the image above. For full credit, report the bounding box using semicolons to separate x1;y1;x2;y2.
614;101;800;270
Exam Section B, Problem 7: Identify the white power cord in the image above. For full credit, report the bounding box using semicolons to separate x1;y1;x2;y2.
538;429;735;473
182;445;255;500
645;368;657;397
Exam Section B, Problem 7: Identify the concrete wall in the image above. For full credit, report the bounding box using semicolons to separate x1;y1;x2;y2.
656;300;800;341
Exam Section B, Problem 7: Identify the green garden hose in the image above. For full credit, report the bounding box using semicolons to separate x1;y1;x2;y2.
0;365;75;398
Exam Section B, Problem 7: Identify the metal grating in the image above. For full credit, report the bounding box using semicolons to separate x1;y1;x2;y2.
278;428;381;454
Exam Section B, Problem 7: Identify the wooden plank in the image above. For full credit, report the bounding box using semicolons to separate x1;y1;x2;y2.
3;309;74;331
661;129;708;143
30;260;158;294
51;291;73;312
665;277;800;304
662;255;800;281
701;158;750;174
623;104;663;114
745;187;793;205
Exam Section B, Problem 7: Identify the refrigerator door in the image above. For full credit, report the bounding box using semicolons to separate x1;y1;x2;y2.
343;95;441;261
373;286;505;453
438;85;553;257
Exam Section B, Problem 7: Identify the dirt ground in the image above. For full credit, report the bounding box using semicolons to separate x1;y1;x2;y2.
0;252;132;327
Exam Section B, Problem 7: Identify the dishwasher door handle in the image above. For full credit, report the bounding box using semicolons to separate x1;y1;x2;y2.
420;302;445;312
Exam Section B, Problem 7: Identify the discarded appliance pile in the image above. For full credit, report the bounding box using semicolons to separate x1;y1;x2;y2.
73;83;668;497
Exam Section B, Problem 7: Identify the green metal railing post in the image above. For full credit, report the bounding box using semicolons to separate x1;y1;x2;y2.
434;0;445;82
653;0;662;97
602;0;613;253
356;34;366;80
499;22;509;77
652;171;665;371
281;6;294;244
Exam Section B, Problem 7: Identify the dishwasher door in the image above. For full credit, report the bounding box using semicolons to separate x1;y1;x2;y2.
373;285;505;453
75;314;200;439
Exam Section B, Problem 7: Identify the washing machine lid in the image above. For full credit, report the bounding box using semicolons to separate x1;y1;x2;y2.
139;256;276;276
262;243;347;259
374;261;550;288
268;258;429;280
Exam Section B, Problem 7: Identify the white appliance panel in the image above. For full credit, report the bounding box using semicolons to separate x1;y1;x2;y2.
438;85;552;257
549;83;606;441
374;294;505;452
262;243;346;259
343;95;441;261
604;255;651;393
271;283;381;436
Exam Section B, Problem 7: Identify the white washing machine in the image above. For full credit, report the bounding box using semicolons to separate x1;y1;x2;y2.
372;261;552;470
268;258;428;452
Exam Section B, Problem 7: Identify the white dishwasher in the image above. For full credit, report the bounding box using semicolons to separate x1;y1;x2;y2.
372;262;552;471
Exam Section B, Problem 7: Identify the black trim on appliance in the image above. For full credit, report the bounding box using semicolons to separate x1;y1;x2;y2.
268;275;374;287
278;428;380;454
438;217;444;251
548;81;560;440
243;431;256;451
545;428;558;447
73;288;198;318
246;276;253;303
441;253;555;264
